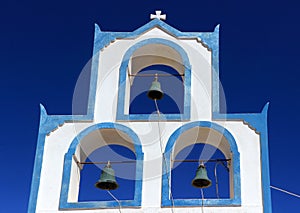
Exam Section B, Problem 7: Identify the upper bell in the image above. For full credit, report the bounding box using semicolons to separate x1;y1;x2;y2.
192;163;212;188
95;161;119;190
147;75;164;100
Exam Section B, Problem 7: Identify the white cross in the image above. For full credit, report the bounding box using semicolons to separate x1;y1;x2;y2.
150;10;166;20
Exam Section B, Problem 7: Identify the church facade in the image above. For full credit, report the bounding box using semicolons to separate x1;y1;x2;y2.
28;12;272;213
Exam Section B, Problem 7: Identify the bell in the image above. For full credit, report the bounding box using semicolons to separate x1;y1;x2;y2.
192;163;212;188
147;75;163;100
95;161;119;190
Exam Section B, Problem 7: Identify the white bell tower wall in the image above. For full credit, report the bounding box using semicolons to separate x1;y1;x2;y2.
28;16;272;213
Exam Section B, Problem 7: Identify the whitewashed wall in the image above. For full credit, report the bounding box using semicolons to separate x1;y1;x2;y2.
35;27;264;212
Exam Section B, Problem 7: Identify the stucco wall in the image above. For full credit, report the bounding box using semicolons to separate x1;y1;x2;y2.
35;119;263;212
31;25;266;213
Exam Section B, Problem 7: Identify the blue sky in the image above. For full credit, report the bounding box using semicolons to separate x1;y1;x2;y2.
1;0;300;212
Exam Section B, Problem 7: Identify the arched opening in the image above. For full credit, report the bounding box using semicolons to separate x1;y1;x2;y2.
162;121;241;207
59;123;143;210
117;38;191;121
172;143;229;199
79;145;136;201
129;65;184;114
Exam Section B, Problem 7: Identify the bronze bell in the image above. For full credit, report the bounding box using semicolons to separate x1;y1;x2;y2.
192;163;212;188
147;75;163;100
95;161;119;190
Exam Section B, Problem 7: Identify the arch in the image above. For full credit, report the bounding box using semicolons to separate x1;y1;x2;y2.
161;121;241;207
59;122;143;209
116;38;191;121
130;43;185;76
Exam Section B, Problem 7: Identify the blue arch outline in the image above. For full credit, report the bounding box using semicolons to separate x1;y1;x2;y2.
161;121;241;207
116;38;191;121
59;122;144;209
28;20;272;212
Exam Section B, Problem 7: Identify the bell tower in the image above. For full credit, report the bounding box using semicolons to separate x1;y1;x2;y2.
29;11;272;213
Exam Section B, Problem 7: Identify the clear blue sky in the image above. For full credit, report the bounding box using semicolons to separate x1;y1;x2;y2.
1;0;300;212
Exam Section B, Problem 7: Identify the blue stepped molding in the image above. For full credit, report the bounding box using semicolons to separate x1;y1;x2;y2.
94;20;220;116
93;19;219;52
28;19;271;213
28;104;94;213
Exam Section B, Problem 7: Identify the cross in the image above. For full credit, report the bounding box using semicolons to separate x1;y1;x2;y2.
150;10;166;20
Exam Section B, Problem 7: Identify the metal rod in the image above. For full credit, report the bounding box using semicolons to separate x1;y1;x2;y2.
78;158;230;165
79;160;136;165
214;162;221;199
128;73;184;77
172;158;231;163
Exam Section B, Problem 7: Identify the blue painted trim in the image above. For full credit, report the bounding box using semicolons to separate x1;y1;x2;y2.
213;103;272;212
161;121;241;207
28;24;100;211
259;103;272;213
116;38;191;121
92;21;220;117
28;20;218;212
28;105;94;213
93;19;219;53
59;122;144;210
29;19;271;212
86;24;101;116
209;25;220;113
28;105;48;213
